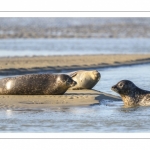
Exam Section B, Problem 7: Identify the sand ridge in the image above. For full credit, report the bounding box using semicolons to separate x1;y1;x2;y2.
0;54;150;75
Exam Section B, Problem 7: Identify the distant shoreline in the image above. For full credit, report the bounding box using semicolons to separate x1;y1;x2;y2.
0;54;150;76
1;18;150;38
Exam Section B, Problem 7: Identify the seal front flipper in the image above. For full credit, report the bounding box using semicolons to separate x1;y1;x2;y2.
68;72;78;78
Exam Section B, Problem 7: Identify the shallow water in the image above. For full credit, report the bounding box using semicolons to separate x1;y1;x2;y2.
0;64;150;132
0;38;150;57
1;103;150;133
95;63;150;95
0;38;150;132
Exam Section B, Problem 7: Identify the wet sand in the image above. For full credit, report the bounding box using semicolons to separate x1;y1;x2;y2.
0;54;150;75
0;90;121;110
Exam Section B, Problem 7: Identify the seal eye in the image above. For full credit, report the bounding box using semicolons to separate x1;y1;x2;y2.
66;79;71;84
119;83;123;87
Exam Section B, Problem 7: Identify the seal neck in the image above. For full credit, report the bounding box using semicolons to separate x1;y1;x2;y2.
121;87;150;106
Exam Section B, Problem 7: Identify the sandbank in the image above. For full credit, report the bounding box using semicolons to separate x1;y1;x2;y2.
0;54;150;75
0;90;121;110
0;54;149;108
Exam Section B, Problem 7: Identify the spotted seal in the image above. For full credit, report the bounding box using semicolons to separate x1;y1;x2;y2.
67;70;101;90
111;80;150;107
0;74;76;95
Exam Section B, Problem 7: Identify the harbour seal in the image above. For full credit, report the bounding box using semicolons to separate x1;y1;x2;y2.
67;70;101;90
0;74;76;95
111;80;150;107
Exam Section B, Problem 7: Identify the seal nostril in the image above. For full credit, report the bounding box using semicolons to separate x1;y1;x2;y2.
73;81;77;85
112;85;115;89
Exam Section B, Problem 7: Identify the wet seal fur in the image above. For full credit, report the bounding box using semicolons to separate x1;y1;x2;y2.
111;80;150;107
67;70;100;90
0;74;76;95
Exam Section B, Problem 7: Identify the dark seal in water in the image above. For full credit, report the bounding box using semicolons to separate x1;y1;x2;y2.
111;80;150;107
0;74;76;95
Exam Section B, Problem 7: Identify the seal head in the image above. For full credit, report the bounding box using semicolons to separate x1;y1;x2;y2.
68;70;101;90
56;74;77;88
111;80;150;107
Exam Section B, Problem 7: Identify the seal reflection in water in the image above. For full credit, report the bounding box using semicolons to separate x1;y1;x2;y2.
68;70;101;90
0;74;76;95
111;80;150;107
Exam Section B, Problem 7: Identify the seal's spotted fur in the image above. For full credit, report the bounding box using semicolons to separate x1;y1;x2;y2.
0;74;76;95
111;80;150;106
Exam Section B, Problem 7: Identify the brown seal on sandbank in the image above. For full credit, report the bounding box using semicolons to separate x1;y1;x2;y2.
0;74;76;95
67;70;100;90
111;80;150;107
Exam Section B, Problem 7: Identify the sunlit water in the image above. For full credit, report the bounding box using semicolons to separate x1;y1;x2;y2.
0;38;150;57
0;38;150;132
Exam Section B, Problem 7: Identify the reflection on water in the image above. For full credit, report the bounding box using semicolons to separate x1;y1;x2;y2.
0;101;150;133
0;64;150;132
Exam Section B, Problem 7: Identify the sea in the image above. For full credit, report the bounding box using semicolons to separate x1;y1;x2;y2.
0;38;150;133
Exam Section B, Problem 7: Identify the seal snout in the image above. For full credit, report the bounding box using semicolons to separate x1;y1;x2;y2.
111;85;116;89
71;80;77;87
111;85;117;91
92;71;101;80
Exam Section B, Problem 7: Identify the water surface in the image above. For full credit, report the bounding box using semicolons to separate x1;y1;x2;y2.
0;38;150;57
